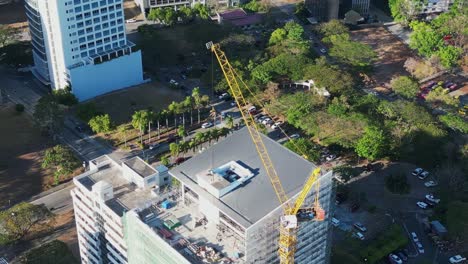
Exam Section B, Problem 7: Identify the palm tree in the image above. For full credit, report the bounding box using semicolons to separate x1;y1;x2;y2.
212;128;221;142
168;101;178;128
192;87;202;124
195;132;204;149
189;140;197;152
169;142;180;158
117;124;129;148
225;115;234;129
177;125;186;141
161;109;169;131
220;127;230;138
183;96;194;126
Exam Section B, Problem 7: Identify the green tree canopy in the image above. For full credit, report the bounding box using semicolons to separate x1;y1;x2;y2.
409;21;443;57
327;34;377;67
132;110;154;132
355;126;389;160
88;114;113;134
439;113;468;133
42;145;79;185
426;87;459;107
304;59;355;95
33;95;64;132
269;28;287;45
389;0;424;25
0;25;18;47
284;138;320;162
319;19;349;39
390;76;419;99
19;240;78;264
193;3;210;19
0;202;53;245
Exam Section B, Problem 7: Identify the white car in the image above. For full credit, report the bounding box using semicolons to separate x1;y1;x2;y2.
389;253;403;264
416;242;424;253
411;232;419;242
449;255;467;263
169;79;178;86
425;194;440;204
290;134;300;139
218;92;229;99
320;48;327;54
412;168;423;176
353;232;365;240
353;223;367;232
326;154;337;161
261;118;271;125
230;101;237;107
201;122;213;128
424;180;438;187
271;121;283;130
417;201;428;209
419;171;429;179
126;19;137;23
149;143;160;150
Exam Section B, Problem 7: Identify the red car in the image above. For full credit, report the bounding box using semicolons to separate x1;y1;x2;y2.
174;157;185;165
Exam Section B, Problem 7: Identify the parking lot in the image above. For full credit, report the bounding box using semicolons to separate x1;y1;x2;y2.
331;162;461;264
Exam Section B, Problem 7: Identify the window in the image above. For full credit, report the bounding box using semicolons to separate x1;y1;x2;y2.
91;2;98;8
103;37;110;42
164;177;169;181
74;0;81;4
93;17;100;23
111;28;116;34
102;15;108;21
105;44;111;50
77;22;84;28
87;35;94;41
83;4;90;11
79;37;86;43
92;10;99;16
80;44;86;50
94;25;101;31
95;32;102;38
75;6;82;12
103;22;109;28
76;14;83;20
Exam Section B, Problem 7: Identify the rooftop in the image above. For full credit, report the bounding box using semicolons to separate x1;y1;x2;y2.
124;156;157;178
77;156;156;217
170;127;318;228
217;9;262;27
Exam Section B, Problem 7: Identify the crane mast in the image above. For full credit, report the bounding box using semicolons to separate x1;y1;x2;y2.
207;42;324;264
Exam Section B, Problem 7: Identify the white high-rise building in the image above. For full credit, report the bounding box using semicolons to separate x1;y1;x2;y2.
71;128;334;264
24;0;144;101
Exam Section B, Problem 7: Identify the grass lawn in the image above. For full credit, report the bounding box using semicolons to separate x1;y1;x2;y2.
139;21;238;72
0;105;51;208
88;81;185;124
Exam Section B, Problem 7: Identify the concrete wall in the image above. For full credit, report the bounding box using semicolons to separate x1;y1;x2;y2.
69;51;143;101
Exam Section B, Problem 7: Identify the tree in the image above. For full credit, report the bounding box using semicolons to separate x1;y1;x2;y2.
327;34;377;68
117;124;129;148
169;142;180;157
409;21;443;57
177;125;186;141
88;114;112;134
168;101;179;127
75;102;99;122
269;28;287;45
355;126;389;160
163;7;177;25
319;19;349;39
42;145;78;185
390;76;419;99
19;240;78;264
284;21;304;41
178;6;194;23
304;60;355;95
284;138;320;162
439;114;468;133
0;202;53;245
132;110;153;133
183;96;194;125
193;3;209;20
404;57;438;79
147;8;165;23
0;25;18;47
225;115;234;129
389;0;424;25
426;87;459;107
53;88;78;106
33;95;64;133
161;156;170;167
436;45;463;68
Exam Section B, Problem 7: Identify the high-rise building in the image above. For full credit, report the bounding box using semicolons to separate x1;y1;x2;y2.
71;128;334;264
305;0;339;22
24;0;144;101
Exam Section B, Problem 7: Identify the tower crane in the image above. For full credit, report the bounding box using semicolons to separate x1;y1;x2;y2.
206;41;325;264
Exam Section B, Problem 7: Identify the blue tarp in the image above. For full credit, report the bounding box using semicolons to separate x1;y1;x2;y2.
161;200;171;209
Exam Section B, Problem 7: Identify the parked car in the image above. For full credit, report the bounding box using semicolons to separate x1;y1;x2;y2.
126;19;137;23
201;122;213;128
353;222;367;232
271;121;283;130
289;134;300;139
424;180;438;187
397;252;408;261
326;154;337;161
419;171;429;180
320;48;327;54
417;201;428;209
174;157;185;165
331;217;340;227
449;255;467;263
389;253;403;264
353;232;365;240
412;168;424;176
169;79;178;86
149;143;160;150
364;163;374;172
247;106;257;115
411;232;419;242
416;242;425;253
425;194;440;204
261;118;272;125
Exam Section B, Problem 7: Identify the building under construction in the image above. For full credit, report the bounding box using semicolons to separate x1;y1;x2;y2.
72;127;334;264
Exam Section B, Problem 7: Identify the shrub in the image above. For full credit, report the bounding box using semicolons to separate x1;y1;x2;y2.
53;88;78;106
15;103;25;113
76;102;99;122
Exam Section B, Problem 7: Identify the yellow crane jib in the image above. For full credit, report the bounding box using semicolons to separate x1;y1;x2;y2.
207;41;325;264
